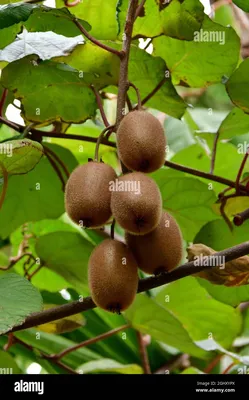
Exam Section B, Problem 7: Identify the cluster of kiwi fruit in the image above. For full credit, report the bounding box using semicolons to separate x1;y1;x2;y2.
65;110;183;314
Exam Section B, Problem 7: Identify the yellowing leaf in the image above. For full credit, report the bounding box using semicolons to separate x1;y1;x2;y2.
38;304;85;333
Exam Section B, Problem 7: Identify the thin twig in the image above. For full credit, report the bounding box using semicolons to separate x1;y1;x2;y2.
91;85;110;127
236;150;249;194
126;94;133;111
164;160;246;192
136;331;151;374
3;334;14;351
12;337;78;374
204;354;223;373
49;324;131;360
44;149;66;191
135;0;146;19
144;38;152;51
129;82;142;109
64;0;80;6
154;354;190;374
233;208;249;226
220;197;233;232
210;131;220;174
94;125;115;162
111;219;116;239
0;163;8;211
141;77;167;107
28;263;43;280
222;362;235;374
73;18;123;58
43;145;70;178
7;241;249;334
0;88;8;117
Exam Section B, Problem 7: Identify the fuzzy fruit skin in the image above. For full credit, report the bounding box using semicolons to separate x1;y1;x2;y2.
126;212;183;275
65;161;117;228
110;172;162;235
117;110;166;173
88;239;139;313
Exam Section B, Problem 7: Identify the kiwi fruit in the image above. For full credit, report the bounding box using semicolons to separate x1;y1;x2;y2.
65;161;117;228
110;172;162;235
88;239;139;313
117;110;166;173
126;211;183;275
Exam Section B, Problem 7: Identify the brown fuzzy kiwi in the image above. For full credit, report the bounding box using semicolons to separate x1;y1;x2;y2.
88;239;139;313
65;161;117;228
110;172;162;235
117;110;166;173
126;211;183;275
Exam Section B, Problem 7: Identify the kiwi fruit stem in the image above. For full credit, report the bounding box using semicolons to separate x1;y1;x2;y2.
94;125;115;162
128;82;142;110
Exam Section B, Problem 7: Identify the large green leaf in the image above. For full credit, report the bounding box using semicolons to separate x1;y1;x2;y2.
1;55;97;123
128;45;186;119
226;58;249;114
56;0;119;40
120;0;204;40
0;350;21;373
156;277;242;350
35;231;94;292
151;169;217;241
0;24;21;49
77;359;143;374
54;42;120;89
160;0;204;41
56;43;186;119
194;219;249;306
125;294;208;359
24;7;91;37
153;16;240;87
0;273;43;335
0;144;78;238
0;3;34;29
0;139;43;176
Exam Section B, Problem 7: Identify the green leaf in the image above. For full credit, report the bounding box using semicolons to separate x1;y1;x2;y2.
160;0;204;41
194;219;249;306
0;144;78;239
218;107;249;140
1;55;97;124
24;7;90;37
0;24;21;50
128;45;186;119
125;294;208;359
54;42;120;89
0;3;35;29
0;273;43;335
57;43;186;119
15;329;101;368
0;350;21;373
156;277;242;350
226;58;249;114
35;231;94;292
0;139;43;176
38;305;85;334
56;0;119;40
233;0;249;12
77;359;143;374
151;169;217;241
171;142;249;193
181;367;204;374
154;16;240;87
